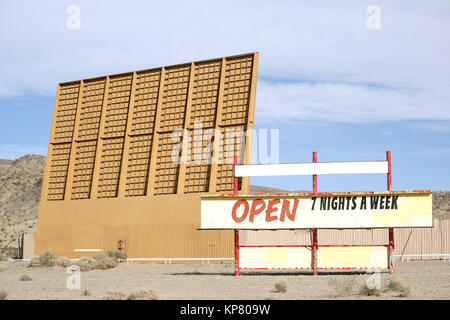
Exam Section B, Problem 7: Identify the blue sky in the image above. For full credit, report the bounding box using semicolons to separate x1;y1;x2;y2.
1;1;449;191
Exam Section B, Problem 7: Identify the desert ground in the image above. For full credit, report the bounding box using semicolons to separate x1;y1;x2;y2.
0;260;449;300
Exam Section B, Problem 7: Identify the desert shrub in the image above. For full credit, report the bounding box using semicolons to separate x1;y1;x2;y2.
39;251;56;267
19;274;32;281
0;290;7;300
28;251;57;268
102;291;127;300
127;289;158;300
28;256;40;268
274;279;288;293
76;257;98;272
359;282;382;297
56;257;71;268
92;253;118;270
387;277;410;297
106;249;127;261
82;288;90;296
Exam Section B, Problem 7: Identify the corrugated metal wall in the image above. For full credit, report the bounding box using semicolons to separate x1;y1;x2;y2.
240;218;450;258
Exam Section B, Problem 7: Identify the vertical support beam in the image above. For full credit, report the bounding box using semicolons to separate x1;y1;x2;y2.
64;80;84;200
312;151;318;275
209;58;227;193
234;154;240;276
90;76;110;199
242;52;259;194
387;150;394;273
234;229;240;277
117;72;138;197
147;68;165;196
312;151;317;194
40;84;61;202
389;228;395;274
177;62;195;195
387;150;392;191
312;228;318;275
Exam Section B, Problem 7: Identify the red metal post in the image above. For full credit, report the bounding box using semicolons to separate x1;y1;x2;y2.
312;151;318;275
234;154;239;276
387;151;392;191
387;150;394;274
389;228;394;274
234;230;240;276
313;151;317;193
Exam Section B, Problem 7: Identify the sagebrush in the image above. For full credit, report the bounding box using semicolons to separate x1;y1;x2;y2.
274;279;288;293
19;274;32;281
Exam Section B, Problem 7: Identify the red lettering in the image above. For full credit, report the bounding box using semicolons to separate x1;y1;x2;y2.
280;199;299;222
249;199;266;222
231;200;249;223
265;199;280;222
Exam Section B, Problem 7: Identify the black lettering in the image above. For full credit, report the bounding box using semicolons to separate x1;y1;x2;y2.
370;196;379;209
346;197;352;210
331;197;338;210
338;197;345;210
385;196;391;209
391;196;399;209
360;196;367;210
320;197;327;210
351;197;357;210
312;197;317;210
380;196;385;209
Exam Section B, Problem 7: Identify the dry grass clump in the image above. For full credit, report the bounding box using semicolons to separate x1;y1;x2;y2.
75;257;99;272
92;253;118;270
0;290;7;300
75;253;118;271
387;277;410;297
274;279;288;293
102;290;128;300
102;289;159;300
28;251;56;268
56;256;71;268
106;249;127;261
359;282;382;297
127;289;158;300
28;256;40;268
38;251;56;267
19;274;32;281
359;275;410;298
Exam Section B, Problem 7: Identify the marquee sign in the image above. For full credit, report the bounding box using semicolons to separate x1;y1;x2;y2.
200;191;433;229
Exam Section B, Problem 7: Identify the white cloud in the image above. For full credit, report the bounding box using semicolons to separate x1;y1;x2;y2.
255;80;450;123
0;0;449;123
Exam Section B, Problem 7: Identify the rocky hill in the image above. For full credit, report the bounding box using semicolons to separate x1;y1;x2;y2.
0;155;448;247
0;155;45;247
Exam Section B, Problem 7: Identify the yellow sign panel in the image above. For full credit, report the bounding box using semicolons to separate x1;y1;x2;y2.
201;191;433;229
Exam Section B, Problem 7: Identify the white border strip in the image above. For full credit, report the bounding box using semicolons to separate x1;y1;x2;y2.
235;161;389;177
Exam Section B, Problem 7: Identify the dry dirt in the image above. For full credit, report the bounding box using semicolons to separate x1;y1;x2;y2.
0;260;449;300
